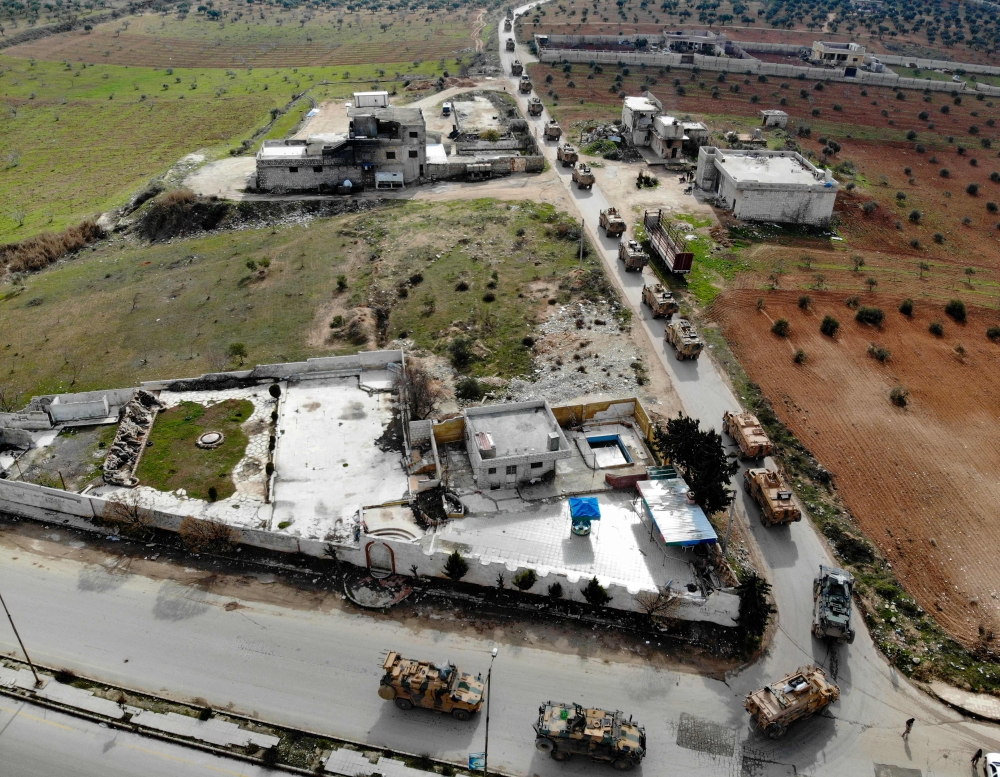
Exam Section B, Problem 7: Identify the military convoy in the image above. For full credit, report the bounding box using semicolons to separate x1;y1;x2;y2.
544;120;563;141
534;701;646;771
511;59;523;77
506;37;515;51
664;318;704;360
813;566;856;643
519;75;532;94
641;284;678;318
744;467;801;526
572;163;595;189
527;96;544;116
378;652;484;721
722;410;774;460
745;666;840;739
618;240;649;272
556;144;578;167
599;207;626;237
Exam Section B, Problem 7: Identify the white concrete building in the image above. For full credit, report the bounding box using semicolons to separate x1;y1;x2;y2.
622;93;709;159
695;147;839;226
759;109;789;129
810;40;866;67
621;95;659;146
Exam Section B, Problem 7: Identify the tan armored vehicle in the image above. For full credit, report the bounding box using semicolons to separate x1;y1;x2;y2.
744;467;801;526
664;318;704;360
619;240;649;273
378;652;484;721
527;96;544;116
746;666;840;739
642;283;678;318
572;163;595;189
506;37;516;52
599;207;626;237
519;75;532;94
504;17;512;31
544;120;563;141
534;701;646;771
511;59;524;77
722;410;774;459
557;144;578;167
813;565;856;643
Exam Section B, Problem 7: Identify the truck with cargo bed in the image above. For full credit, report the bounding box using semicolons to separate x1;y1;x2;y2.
643;209;694;273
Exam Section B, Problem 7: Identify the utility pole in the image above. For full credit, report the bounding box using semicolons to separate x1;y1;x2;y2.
722;499;735;555
0;589;42;687
579;221;584;269
483;646;498;776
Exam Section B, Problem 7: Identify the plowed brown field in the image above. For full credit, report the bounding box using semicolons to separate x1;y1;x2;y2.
714;289;1000;646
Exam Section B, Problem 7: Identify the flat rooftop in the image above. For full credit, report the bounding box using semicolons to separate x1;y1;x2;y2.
624;96;658;113
465;403;564;458
716;152;823;186
346;105;422;124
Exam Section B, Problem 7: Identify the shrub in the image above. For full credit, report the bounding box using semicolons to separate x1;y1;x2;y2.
940;168;950;178
867;342;891;362
455;280;469;291
909;209;922;223
987;326;1000;341
890;386;909;407
820;315;840;337
547;582;563;599
988;202;999;214
855;306;885;326
793;349;806;364
933;232;944;244
512;569;537;591
482;292;496;303
896;191;906;202
845;296;860;309
581;576;611;606
899;299;914;316
179;516;238;554
862;202;878;215
968;183;980;196
798;295;811;309
268;384;281;399
929;320;945;336
906;130;917;141
771;319;790;337
0;219;104;273
945;299;967;322
448;336;475;369
455;376;485;401
443;550;469;580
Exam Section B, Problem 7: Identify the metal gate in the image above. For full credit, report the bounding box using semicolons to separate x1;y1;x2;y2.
504;464;517;487
366;541;394;578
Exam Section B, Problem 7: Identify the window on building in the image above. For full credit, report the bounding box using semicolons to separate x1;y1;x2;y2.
530;462;543;469
408;150;418;158
409;131;419;138
385;151;396;160
289;167;298;173
505;465;517;475
313;166;323;173
487;467;497;475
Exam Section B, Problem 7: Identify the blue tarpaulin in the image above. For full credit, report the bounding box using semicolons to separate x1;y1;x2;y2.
569;497;601;520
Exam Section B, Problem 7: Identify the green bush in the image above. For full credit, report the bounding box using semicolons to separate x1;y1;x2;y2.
988;326;1000;341
771;318;790;337
945;299;967;322
820;315;840;337
798;295;811;309
793;349;806;364
855;306;885;326
448;336;475;369
581;576;611;606
929;320;945;336
443;550;469;580
548;582;563;599
455;376;485;401
899;299;914;316
867;343;891;362
890;386;909;407
512;569;537;590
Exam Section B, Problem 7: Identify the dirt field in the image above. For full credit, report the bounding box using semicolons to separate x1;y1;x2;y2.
713;289;1000;646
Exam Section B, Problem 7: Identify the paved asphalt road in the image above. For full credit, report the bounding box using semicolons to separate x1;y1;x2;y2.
0;696;269;777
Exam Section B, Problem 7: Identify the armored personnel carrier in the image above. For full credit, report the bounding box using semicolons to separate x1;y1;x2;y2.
504;17;512;31
511;59;524;77
519;75;532;94
527;97;544;116
556;144;578;167
506;38;515;51
619;240;649;272
664;318;703;360
744;467;800;526
378;652;484;721
534;701;645;771
641;283;678;317
572;163;595;189
722;410;774;459
599;207;626;237
745;666;839;739
813;566;855;643
544;120;563;141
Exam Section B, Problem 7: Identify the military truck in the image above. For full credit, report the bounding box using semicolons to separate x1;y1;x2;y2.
378;652;484;721
664;318;704;360
813;566;856;643
527;97;544;116
534;701;646;771
504;17;512;31
641;283;678;318
506;37;516;52
722;410;774;460
511;59;523;77
599;207;626;238
744;467;801;526
557;144;578;167
618;240;649;272
745;666;840;739
519;75;532;94
544;120;563;141
572;163;595;189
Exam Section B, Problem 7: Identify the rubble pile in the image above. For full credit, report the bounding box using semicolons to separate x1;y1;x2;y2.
579;123;642;163
102;390;162;487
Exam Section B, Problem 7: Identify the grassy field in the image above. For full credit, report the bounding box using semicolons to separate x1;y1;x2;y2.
0;198;607;401
136;399;252;500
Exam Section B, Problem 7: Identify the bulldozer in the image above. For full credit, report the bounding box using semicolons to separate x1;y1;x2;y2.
519;75;532;94
511;59;523;77
745;666;840;739
641;283;678;318
813;566;856;643
527;97;544;116
378;652;484;721
506;38;515;52
572;163;595;189
664;318;703;360
599;207;626;238
722;410;774;459
743;467;801;526
620;240;650;273
544;120;563;141
534;701;646;771
556;144;578;167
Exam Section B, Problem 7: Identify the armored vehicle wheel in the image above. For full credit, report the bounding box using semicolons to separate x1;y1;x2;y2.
550;750;571;762
611;758;636;771
846;629;856;644
764;722;786;740
395;698;414;711
534;737;555;753
452;708;471;721
378;684;396;701
743;478;750;494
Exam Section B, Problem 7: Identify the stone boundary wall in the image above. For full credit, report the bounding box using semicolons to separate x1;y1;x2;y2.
874;53;1000;76
426;156;545;181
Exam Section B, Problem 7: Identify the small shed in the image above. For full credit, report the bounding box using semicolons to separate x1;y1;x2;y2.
375;171;404;189
759;110;789;129
354;91;390;109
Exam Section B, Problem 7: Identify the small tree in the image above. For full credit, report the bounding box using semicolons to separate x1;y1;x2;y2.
735;572;775;651
512;569;537;591
929;320;945;336
919;261;930;278
965;267;976;285
652;414;738;515
798;295;811;309
581;576;611;606
945;299;967;322
443;550;469;580
820;315;840;337
100;490;155;538
866;276;878;292
395;358;442;421
987;326;1000;342
771;319;790;337
547;582;563;599
634;587;678;621
890;386;909;407
899;299;914;316
268;383;281;399
179;516;238;554
455;376;485;401
448;336;475;369
855;306;885;326
227;342;248;365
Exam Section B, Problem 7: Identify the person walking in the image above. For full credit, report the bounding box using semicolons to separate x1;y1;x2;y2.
973;748;983;768
902;718;915;739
